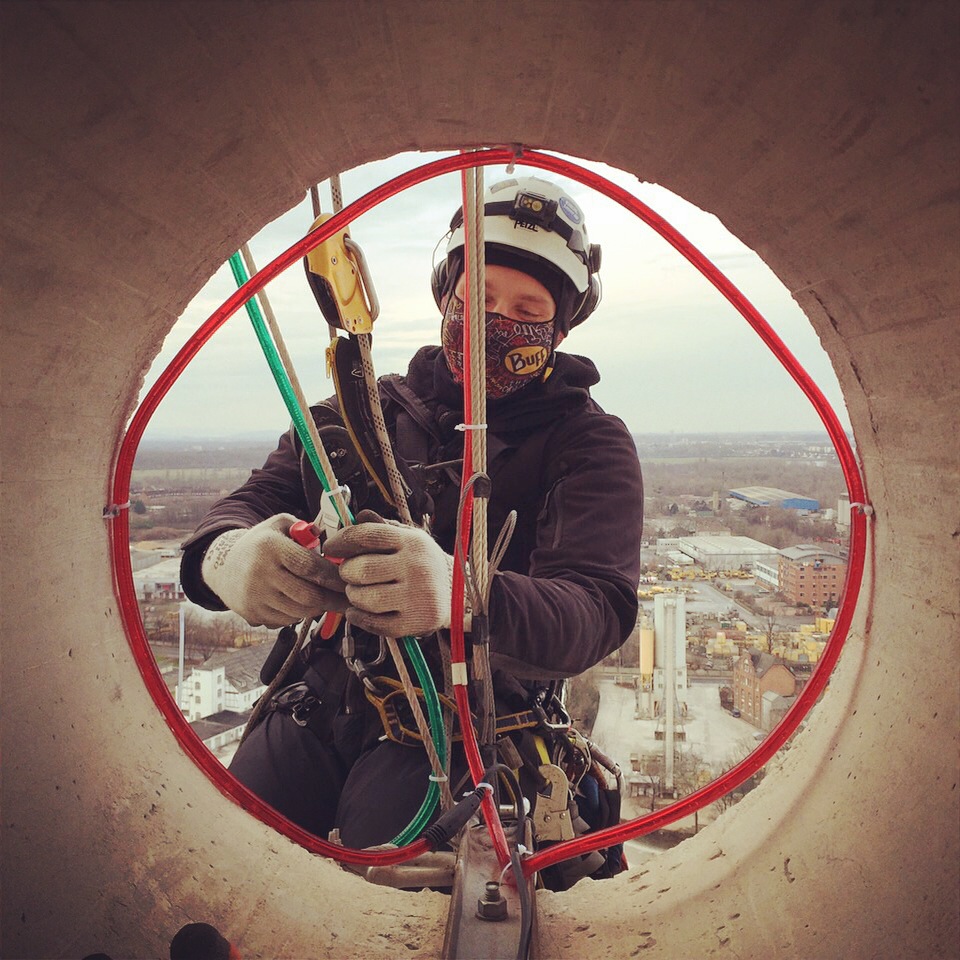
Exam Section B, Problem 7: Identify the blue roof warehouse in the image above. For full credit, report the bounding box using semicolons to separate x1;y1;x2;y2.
728;485;820;512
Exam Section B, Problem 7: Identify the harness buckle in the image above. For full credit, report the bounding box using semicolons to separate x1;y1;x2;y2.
270;682;323;727
291;694;321;727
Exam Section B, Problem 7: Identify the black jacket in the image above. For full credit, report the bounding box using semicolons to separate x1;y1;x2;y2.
181;346;643;680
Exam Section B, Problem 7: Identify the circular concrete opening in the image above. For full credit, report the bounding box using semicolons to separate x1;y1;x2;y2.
130;150;858;866
3;4;956;959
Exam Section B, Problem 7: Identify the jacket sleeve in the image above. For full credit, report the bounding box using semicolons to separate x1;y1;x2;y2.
486;412;643;679
179;425;311;609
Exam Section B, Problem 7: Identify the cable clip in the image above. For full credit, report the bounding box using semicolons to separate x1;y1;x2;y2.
455;423;488;432
102;502;130;519
504;143;524;175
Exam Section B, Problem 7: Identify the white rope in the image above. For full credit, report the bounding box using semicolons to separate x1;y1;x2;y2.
464;164;489;599
384;635;454;810
356;332;413;526
462;160;496;747
239;244;351;528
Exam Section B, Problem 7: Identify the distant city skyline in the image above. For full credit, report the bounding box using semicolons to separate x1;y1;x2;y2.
137;151;852;443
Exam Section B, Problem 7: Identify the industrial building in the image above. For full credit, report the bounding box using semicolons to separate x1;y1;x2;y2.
733;650;797;729
130;557;185;602
728;486;820;512
674;534;779;571
753;557;780;590
778;545;847;608
633;594;689;796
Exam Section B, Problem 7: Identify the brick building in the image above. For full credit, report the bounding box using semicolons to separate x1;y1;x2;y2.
778;544;847;608
734;649;797;728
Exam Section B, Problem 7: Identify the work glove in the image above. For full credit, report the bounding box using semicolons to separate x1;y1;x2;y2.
201;513;348;628
323;510;454;637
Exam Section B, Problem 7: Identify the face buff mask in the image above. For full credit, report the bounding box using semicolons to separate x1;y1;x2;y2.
441;296;555;400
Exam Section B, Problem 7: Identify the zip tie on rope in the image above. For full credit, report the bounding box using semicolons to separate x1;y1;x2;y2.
321;484;351;506
850;502;875;515
455;422;488;431
102;502;130;518
499;845;530;885
428;773;449;783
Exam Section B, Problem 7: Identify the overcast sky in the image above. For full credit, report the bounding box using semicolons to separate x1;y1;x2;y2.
138;151;850;442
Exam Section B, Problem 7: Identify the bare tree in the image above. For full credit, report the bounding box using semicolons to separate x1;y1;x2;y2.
183;610;238;661
712;737;765;816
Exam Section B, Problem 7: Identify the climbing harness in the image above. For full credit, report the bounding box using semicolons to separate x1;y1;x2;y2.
364;676;546;748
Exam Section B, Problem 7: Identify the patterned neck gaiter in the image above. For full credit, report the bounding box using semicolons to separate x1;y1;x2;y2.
440;296;556;400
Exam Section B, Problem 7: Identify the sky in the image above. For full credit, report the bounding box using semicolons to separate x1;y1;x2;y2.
137;151;851;442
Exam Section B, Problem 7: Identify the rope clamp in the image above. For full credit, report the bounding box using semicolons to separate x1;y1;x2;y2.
304;214;379;334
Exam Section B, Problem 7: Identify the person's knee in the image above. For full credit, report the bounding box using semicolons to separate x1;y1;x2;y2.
335;742;434;848
229;711;345;838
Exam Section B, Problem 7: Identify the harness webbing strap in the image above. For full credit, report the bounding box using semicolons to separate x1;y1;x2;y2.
364;676;541;748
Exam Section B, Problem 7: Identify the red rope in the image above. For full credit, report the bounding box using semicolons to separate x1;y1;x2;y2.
107;147;869;874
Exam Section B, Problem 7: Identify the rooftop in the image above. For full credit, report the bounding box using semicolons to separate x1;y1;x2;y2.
189;709;250;741
729;486;819;509
780;544;847;563
196;643;272;691
745;649;794;678
678;534;779;555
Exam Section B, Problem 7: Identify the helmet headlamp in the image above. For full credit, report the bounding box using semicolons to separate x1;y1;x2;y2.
511;191;558;230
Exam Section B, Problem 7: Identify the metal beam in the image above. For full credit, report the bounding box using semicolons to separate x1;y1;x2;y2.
442;822;537;960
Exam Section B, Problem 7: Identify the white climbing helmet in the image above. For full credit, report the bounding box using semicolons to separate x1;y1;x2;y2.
435;176;602;332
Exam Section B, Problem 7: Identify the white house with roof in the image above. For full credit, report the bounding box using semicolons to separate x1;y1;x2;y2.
177;644;269;722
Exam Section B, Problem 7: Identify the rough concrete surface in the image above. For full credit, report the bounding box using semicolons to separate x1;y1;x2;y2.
1;2;958;958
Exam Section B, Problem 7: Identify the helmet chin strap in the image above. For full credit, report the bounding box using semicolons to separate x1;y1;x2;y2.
541;322;564;383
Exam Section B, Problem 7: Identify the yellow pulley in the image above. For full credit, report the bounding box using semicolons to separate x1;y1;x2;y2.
303;212;379;335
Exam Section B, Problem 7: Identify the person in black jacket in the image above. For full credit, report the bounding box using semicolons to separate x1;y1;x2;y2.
180;176;643;853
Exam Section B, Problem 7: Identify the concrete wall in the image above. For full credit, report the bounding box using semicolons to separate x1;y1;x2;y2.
2;2;957;958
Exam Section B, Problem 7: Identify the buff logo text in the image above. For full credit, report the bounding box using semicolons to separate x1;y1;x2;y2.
506;346;548;375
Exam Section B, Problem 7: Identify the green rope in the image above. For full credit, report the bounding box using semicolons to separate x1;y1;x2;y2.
228;253;348;517
228;250;444;845
391;638;448;845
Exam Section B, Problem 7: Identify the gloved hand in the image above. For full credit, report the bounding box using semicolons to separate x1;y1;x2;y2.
323;510;454;637
201;513;348;628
